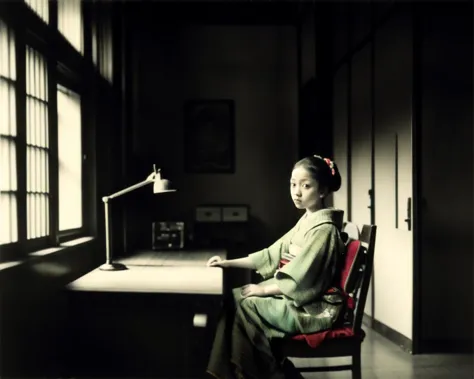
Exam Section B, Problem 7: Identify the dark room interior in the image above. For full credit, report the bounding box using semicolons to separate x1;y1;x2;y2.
0;0;472;378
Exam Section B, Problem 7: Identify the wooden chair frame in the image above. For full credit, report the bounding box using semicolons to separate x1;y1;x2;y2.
273;224;377;379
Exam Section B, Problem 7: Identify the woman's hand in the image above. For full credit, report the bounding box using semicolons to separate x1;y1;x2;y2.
206;255;227;268
241;284;266;298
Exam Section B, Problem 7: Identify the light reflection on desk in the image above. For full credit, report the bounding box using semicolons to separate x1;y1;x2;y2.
67;249;225;295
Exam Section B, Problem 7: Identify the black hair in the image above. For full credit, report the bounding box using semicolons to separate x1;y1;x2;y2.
293;155;342;193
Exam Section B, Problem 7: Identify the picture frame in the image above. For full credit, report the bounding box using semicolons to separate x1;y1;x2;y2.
183;99;235;174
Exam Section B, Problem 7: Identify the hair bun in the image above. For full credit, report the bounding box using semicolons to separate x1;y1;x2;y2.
328;160;341;192
315;155;341;192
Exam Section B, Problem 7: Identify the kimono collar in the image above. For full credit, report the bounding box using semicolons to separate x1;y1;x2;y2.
304;208;344;230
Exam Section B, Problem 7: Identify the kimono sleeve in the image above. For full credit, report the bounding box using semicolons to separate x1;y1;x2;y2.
274;224;341;307
248;227;295;280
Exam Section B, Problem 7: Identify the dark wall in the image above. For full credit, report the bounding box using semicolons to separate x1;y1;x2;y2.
124;12;301;253
298;2;334;162
419;1;473;351
0;240;104;376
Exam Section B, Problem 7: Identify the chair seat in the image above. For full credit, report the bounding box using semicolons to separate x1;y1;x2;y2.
274;328;366;358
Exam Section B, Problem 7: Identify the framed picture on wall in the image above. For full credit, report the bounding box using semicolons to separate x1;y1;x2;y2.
184;99;235;174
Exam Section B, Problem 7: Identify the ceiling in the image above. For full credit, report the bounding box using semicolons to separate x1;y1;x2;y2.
127;1;306;26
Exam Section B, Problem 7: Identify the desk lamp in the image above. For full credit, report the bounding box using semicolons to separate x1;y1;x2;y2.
100;165;177;271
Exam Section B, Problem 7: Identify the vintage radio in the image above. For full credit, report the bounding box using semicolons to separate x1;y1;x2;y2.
152;221;185;250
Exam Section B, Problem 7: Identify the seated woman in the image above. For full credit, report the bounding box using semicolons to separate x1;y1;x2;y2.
205;155;346;379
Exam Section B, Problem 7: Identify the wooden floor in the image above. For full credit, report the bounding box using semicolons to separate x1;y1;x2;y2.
69;327;473;379
291;327;473;379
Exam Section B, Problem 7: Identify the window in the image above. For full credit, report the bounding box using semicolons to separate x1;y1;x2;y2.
24;0;49;24
57;85;82;232
92;2;113;83
57;0;84;54
26;46;49;240
0;1;102;257
0;19;18;245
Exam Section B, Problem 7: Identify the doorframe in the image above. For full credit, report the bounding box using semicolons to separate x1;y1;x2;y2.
346;4;353;223
411;1;422;355
369;0;376;327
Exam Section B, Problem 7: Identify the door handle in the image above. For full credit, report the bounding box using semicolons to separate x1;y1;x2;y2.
367;189;375;225
404;197;412;231
367;189;373;209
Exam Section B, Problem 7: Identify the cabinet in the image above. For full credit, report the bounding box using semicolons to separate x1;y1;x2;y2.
193;205;250;250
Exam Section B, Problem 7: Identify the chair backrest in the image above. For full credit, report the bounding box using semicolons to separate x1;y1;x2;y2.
351;224;377;333
339;239;364;294
343;221;360;243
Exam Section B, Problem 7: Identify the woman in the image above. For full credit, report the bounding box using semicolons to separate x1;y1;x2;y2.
205;155;346;379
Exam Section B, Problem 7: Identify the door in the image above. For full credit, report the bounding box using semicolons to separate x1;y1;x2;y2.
349;43;374;318
373;10;413;341
332;64;349;222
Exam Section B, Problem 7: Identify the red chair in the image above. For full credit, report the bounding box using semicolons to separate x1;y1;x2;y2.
273;224;377;379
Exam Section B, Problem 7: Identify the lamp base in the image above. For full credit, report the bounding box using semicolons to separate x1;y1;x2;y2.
99;262;128;271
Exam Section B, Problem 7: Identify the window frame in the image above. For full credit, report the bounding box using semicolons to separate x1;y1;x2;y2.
0;0;97;259
0;17;19;251
23;18;57;253
57;0;84;54
24;44;52;245
55;74;87;244
90;0;114;83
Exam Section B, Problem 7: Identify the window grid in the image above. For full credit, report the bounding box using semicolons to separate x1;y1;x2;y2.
0;19;18;245
57;85;83;232
92;3;113;83
99;16;113;83
57;0;84;54
24;0;50;24
91;0;98;67
26;46;49;240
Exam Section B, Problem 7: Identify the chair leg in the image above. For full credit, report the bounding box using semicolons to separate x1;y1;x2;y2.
352;350;362;379
281;358;305;379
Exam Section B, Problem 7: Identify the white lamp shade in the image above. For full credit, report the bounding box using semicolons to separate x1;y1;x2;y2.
153;178;176;194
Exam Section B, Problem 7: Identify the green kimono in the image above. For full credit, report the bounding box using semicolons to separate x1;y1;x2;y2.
207;208;346;379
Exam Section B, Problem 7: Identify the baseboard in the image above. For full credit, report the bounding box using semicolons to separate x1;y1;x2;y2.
363;313;473;354
363;313;413;353
362;312;373;328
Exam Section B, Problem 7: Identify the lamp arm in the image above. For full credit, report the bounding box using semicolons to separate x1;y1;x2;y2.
102;178;152;267
103;167;161;202
103;178;153;202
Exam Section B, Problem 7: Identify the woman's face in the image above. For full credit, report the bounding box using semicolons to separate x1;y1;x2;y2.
290;166;323;212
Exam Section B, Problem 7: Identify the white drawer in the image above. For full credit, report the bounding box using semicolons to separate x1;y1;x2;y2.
222;206;248;222
195;207;221;222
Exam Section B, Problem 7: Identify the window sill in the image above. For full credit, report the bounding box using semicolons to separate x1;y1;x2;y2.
0;236;96;272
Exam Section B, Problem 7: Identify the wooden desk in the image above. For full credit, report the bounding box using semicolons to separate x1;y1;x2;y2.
67;249;225;295
64;249;226;378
